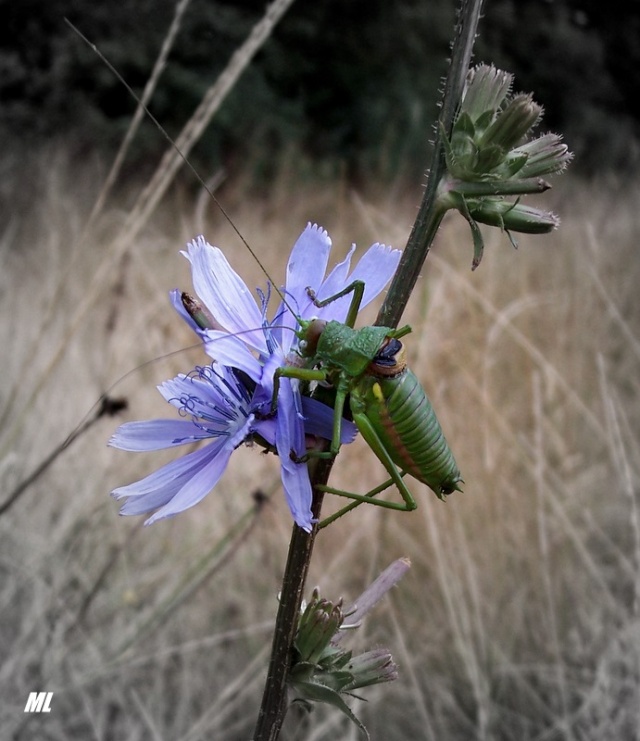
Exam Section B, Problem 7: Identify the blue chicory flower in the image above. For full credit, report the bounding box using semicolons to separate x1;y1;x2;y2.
110;224;401;531
110;364;266;525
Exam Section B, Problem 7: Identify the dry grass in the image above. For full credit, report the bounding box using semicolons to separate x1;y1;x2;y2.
1;148;639;740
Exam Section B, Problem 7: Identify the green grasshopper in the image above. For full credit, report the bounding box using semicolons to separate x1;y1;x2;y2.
182;272;462;528
270;279;463;527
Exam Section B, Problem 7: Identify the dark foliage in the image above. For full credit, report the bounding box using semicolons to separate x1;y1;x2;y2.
1;0;637;178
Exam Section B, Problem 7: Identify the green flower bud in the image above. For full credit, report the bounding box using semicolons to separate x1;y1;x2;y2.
295;592;344;665
468;198;560;234
460;64;513;126
510;133;573;177
289;573;406;736
445;64;570;186
479;94;543;152
475;143;508;174
343;648;398;690
438;63;571;268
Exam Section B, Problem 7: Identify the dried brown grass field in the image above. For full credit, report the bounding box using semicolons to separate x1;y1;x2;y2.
1;149;639;739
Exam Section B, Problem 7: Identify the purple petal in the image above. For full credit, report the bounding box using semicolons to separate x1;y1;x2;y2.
157;374;210;409
109;419;211;451
275;379;313;531
202;331;263;382
270;300;299;355
157;368;253;418
143;444;234;524
184;237;268;352
113;441;233;524
347;243;401;310
279;458;313;533
313;244;356;307
251;351;280;409
315;242;401;323
301;396;357;444
253;416;277;448
112;441;224;501
285;224;332;313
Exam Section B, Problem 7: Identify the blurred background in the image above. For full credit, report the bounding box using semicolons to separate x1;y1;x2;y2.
2;1;640;739
2;0;639;180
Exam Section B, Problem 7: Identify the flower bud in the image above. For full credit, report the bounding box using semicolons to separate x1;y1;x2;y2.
444;64;570;186
344;648;398;690
460;65;513;126
295;591;344;665
479;94;543;152
438;64;571;268
289;578;403;735
511;133;573;178
468;198;560;234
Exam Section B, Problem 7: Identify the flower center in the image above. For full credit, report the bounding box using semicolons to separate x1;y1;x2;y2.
173;364;254;440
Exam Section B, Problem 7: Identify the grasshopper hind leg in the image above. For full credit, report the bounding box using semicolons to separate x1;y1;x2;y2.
315;410;418;528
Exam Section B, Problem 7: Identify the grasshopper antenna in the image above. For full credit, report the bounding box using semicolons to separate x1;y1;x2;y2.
64;14;297;315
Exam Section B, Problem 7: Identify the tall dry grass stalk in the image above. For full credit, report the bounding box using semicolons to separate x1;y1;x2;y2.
1;147;638;738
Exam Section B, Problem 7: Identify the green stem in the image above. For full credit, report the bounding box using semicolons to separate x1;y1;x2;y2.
376;0;485;329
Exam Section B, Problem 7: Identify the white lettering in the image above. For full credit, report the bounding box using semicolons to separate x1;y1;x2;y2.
24;692;53;713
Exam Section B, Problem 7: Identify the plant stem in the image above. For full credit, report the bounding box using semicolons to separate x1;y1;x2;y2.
376;0;485;329
252;458;333;740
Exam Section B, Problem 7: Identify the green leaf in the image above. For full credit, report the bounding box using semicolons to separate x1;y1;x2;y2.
475;143;507;173
448;191;486;269
291;680;371;740
502;152;530;178
452;110;476;137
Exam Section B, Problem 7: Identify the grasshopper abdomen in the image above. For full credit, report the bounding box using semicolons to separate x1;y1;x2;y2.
358;362;463;499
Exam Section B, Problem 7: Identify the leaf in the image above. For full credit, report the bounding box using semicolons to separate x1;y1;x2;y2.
448;191;486;270
291;680;371;739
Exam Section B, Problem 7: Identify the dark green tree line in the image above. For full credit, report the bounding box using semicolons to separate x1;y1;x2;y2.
1;0;637;176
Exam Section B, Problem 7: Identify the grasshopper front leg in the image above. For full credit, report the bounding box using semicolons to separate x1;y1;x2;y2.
307;279;365;329
272;365;351;461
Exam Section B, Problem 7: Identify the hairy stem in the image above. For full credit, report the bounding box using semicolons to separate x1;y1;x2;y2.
253;458;332;740
376;0;485;329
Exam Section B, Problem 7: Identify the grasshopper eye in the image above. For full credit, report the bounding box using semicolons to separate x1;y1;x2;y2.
300;319;327;357
369;338;406;376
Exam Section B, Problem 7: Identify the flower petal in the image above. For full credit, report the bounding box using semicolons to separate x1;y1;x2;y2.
313;244;356;307
250;351;280;410
202;331;263;382
349;243;402;310
275;378;313;531
184;236;268;352
314;242;401;323
143;444;235;524
112;441;224;501
157;366;254;427
109;419;211;451
269;300;299;355
285;224;332;314
301;396;357;444
252;415;277;448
